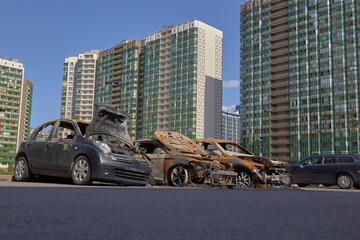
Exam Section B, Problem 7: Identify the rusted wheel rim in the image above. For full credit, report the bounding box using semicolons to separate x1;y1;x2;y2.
170;166;189;187
238;172;251;188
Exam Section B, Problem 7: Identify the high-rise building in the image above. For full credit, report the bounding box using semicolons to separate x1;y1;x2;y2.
0;58;30;170
95;48;114;105
139;21;223;140
61;50;100;122
222;110;242;145
17;79;33;148
88;19;223;140
240;0;360;162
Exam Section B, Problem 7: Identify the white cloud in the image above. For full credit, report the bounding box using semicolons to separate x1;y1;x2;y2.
223;80;240;88
222;105;236;112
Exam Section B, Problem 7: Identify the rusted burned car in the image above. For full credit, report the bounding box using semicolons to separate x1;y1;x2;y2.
14;104;151;186
135;131;238;187
194;139;292;188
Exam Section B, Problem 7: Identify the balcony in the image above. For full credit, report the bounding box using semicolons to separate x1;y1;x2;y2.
271;80;289;88
271;114;290;121
270;64;289;73
271;97;289;104
271;56;289;64
271;105;290;112
271;72;289;80
271;122;290;128
270;9;288;19
270;40;289;50
270;25;289;34
270;49;288;57
270;33;288;41
270;17;288;27
270;2;288;12
271;147;290;153
271;131;290;136
271;89;289;96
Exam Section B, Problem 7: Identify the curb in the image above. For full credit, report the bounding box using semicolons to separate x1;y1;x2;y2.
0;175;13;181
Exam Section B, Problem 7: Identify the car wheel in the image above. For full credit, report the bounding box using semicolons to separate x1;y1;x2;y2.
72;156;92;185
282;174;293;187
337;174;353;189
14;156;32;182
168;166;189;187
237;171;252;188
297;184;307;187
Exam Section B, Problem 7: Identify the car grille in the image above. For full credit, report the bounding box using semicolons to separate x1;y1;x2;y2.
114;168;149;182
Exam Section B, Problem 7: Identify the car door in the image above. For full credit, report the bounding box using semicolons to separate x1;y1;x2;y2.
292;156;323;184
25;122;57;172
42;120;77;176
136;141;166;183
316;155;341;184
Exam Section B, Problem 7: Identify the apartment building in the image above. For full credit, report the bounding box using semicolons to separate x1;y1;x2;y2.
0;58;30;170
17;79;33;148
88;19;223;140
60;50;100;122
240;0;360;162
222;110;242;145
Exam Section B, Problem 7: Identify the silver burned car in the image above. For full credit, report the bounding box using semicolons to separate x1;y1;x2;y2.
13;104;152;185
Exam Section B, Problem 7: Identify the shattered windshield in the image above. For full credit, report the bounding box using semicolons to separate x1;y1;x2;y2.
88;134;134;155
218;143;253;155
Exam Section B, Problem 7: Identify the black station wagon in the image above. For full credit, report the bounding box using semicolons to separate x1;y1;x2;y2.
286;154;360;189
13;105;151;185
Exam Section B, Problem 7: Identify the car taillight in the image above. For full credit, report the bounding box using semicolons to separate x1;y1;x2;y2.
358;170;360;174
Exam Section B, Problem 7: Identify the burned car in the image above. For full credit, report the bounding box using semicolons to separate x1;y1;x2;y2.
135;131;238;187
194;139;292;187
13;104;151;185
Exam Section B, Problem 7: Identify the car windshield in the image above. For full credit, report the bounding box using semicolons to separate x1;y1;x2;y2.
218;143;253;155
88;134;134;154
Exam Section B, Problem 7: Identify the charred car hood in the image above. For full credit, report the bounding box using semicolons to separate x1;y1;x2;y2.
85;104;133;147
227;151;288;167
154;131;210;158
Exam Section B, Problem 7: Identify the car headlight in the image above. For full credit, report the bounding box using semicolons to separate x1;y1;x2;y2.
94;141;111;154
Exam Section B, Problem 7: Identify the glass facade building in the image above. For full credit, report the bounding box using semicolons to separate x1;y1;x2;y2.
0;58;32;170
91;20;223;140
240;0;360;163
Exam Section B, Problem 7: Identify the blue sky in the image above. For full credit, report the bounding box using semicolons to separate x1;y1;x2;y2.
0;0;244;127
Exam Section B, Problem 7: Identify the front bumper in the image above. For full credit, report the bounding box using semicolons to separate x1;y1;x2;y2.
210;170;238;186
93;159;152;186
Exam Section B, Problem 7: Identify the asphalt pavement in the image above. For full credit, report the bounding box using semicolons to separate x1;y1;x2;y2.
1;182;359;240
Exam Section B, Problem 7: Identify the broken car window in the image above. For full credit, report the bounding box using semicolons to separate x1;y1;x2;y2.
32;123;55;141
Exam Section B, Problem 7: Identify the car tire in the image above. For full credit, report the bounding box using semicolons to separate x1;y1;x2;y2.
72;156;92;185
168;166;189;187
282;174;293;187
13;156;32;182
237;171;252;188
337;174;353;189
297;184;307;187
